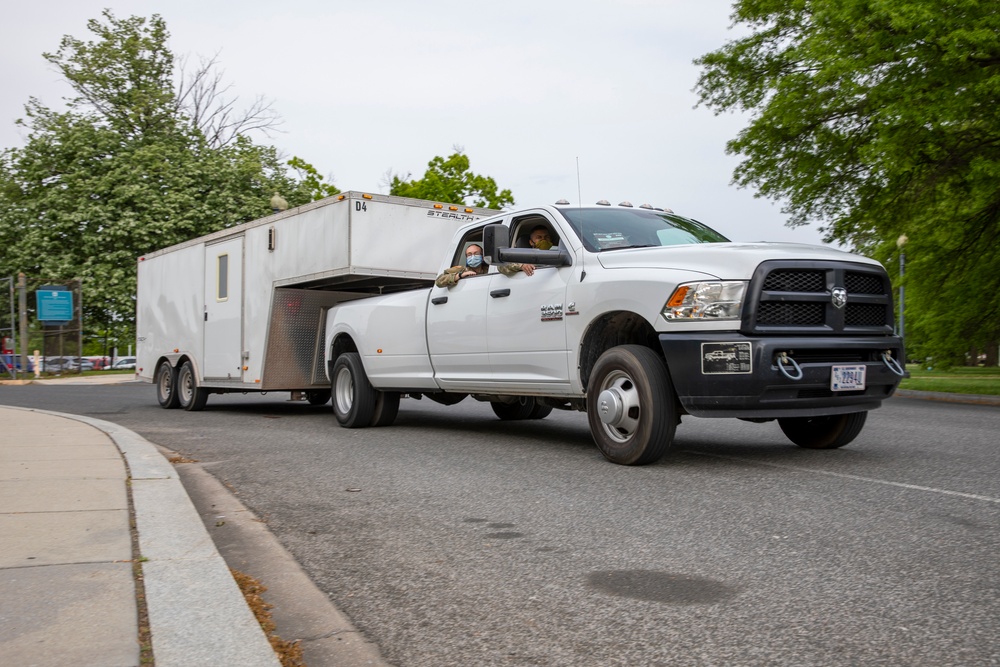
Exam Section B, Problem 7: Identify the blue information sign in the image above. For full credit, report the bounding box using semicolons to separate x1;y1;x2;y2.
37;289;74;323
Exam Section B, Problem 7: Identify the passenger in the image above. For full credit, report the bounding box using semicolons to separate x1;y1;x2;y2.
528;225;556;250
435;243;535;287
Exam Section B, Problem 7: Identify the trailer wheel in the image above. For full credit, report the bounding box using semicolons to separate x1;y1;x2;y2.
778;411;868;449
370;391;401;427
155;363;180;409
306;390;330;406
332;353;376;428
177;361;209;412
586;345;677;465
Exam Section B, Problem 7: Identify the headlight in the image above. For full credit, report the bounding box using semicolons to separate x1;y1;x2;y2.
662;281;746;321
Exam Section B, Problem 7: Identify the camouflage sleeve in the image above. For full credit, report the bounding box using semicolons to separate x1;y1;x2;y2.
496;263;524;277
435;266;463;288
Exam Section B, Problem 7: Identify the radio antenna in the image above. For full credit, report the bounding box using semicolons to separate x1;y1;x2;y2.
576;157;582;207
576;157;587;282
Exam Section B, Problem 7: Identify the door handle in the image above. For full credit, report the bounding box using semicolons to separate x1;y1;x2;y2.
431;296;448;305
490;289;511;298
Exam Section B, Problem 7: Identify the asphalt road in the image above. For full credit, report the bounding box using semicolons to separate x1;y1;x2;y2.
3;383;999;666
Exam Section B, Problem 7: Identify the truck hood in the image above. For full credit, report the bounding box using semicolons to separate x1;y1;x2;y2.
594;242;877;279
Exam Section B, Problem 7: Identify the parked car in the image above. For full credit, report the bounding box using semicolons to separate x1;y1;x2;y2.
109;356;136;370
40;356;93;372
71;358;95;371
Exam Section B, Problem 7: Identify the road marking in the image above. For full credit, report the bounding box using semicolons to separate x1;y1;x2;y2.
686;451;1000;504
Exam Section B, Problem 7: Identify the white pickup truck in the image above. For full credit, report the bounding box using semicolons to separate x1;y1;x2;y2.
325;200;905;465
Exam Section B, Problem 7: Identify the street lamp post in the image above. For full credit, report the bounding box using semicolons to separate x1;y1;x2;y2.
896;235;907;339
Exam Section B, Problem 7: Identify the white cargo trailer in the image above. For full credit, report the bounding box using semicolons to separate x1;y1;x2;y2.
136;192;493;410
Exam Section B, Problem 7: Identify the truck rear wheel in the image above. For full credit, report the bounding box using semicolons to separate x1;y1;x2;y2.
155;363;179;409
529;403;553;420
177;361;209;412
370;391;401;427
332;353;376;428
587;345;677;465
491;397;537;420
778;411;868;449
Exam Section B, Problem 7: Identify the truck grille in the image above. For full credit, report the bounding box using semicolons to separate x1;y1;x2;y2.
743;260;895;335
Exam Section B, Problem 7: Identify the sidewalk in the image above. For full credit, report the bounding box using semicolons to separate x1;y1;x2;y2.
0;404;280;667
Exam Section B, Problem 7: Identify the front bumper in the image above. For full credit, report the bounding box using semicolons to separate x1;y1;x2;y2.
659;333;904;418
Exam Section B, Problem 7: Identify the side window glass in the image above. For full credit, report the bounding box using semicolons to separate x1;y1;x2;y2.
217;253;229;301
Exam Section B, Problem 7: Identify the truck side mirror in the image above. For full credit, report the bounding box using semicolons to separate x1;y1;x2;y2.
482;224;509;265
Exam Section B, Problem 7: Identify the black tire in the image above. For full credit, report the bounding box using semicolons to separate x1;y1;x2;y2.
529;403;553;420
427;393;467;406
306;389;330;406
177;361;209;412
491;397;542;421
155;363;180;409
778;411;868;449
370;391;401;427
586;345;677;465
331;353;376;428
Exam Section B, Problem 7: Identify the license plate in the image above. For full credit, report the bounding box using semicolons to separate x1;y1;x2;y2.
831;365;866;391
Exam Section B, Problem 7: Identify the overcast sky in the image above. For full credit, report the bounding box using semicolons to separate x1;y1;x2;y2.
0;0;831;245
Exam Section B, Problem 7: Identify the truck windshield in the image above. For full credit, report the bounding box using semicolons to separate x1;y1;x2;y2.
559;208;729;252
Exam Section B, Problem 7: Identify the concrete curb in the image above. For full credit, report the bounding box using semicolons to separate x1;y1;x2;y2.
1;406;280;667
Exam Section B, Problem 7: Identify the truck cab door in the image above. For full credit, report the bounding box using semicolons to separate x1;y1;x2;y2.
203;237;244;380
425;277;490;388
486;262;572;388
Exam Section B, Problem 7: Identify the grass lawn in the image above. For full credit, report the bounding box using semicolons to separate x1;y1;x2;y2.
899;365;1000;396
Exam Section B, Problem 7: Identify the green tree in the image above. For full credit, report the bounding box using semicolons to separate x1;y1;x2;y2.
0;11;327;345
288;156;340;201
389;151;514;209
694;0;1000;366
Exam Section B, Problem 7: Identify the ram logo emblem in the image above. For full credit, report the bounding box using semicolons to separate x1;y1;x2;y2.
831;287;848;309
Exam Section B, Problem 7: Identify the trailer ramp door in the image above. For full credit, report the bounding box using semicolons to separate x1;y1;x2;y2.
204;237;244;379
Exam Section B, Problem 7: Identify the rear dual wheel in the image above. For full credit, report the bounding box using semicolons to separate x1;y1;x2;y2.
778;412;867;449
491;397;552;421
331;353;399;428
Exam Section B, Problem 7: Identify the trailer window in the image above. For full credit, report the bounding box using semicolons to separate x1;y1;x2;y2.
217;254;229;301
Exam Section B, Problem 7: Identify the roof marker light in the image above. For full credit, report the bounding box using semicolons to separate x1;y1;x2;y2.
596;199;611;206
619;201;633;207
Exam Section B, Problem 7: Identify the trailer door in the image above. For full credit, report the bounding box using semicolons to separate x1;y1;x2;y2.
204;237;244;379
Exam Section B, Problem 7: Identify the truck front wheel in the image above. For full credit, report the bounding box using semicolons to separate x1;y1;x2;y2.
177;361;209;412
332;353;376;428
155;363;179;409
586;345;677;465
778;412;868;449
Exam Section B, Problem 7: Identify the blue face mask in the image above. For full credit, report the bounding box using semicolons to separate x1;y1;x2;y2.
466;254;483;268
